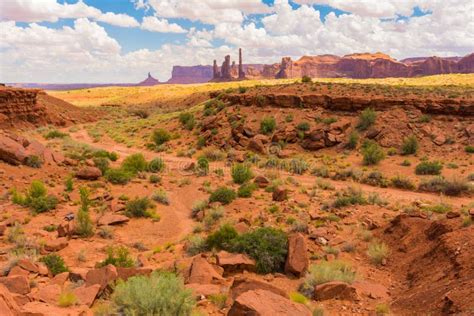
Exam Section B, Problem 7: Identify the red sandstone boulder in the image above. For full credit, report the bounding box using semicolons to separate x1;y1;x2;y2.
0;134;28;165
98;213;129;226
272;187;288;201
248;138;266;154
44;237;68;252
186;283;225;298
85;264;118;291
228;289;311;316
72;284;101;307
0;284;21;316
0;275;30;295
254;176;270;188
33;284;61;304
216;251;256;274
314;281;359;301
75;166;102;180
284;233;308;277
230;277;288;300
187;256;224;284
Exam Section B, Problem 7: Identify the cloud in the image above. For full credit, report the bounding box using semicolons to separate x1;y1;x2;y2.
139;0;273;24
141;16;187;33
0;0;140;28
97;12;140;28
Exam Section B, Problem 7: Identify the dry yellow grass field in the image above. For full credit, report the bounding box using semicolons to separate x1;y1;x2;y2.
49;74;474;108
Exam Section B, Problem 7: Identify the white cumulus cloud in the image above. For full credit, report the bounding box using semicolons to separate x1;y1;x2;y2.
141;16;187;33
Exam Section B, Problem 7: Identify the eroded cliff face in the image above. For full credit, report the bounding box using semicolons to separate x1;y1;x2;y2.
0;87;47;127
0;87;99;129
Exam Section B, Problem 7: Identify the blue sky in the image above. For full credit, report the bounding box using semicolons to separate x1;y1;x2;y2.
0;0;472;83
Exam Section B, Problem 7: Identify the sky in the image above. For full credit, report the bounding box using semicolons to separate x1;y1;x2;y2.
0;0;473;83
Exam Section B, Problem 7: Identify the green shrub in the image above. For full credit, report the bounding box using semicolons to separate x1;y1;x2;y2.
288;158;309;175
76;187;94;237
203;206;224;229
152;128;171;146
465;145;474;153
40;254;68;276
179;112;195;131
422;203;452;214
13;180;58;214
108;151;119;161
25;155;42;168
362;140;385;165
202;148;226;161
112;271;195;316
125;197;155;218
206;224;238;251
367;241;389;265
418;114;431;123
401;135;419;155
234;227;288;274
301;75;312;83
418;177;470;196
191;200;208;218
196;136;206;149
332;187;367;208
297;121;310;131
186;235;207;256
390;175;415;190
196;157;209;176
148;158;165;173
361;171;388;187
231;163;253;184
149;174;161;184
301;260;355;293
58;292;77;307
285;114;294;122
415;161;442;175
98;246;134;268
209;187;236;205
238;86;247;93
93;157;109;175
64;176;74;192
238;183;257;198
105;168;132;185
346;131;359;149
44;130;68;139
357;108;376;130
152;189;169;205
121;154;148;175
260;117;276;135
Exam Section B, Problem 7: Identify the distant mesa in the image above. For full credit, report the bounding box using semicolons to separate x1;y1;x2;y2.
136;72;160;86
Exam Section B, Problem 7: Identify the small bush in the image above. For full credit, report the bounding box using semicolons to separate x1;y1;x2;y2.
209;187;236;205
289;292;308;304
346;131;359;149
419;177;471;196
390;175;415;190
301;75;312;83
125;197;155;218
25;155;42;168
44;130;68;139
121;154;148;175
465;145;474;153
362;140;385;165
105;168;132;185
64;176;74;192
238;86;247;93
148;158;165;173
149;174;161;184
98;246;134;268
13;180;58;214
58;292;77;307
418;114;431;123
179;112;195;130
186;235;207;256
361;171;388;187
415;161;442;175
152;128;171;146
202;148;226;161
260;117;276;135
93;157;109;175
76;187;94;237
231;163;253;184
367;241;389;265
332;187;367;208
112;271;195;316
206;224;238;251
196;157;209;176
288;158;309;175
297;121;310;131
191;200;208;218
234;227;288;274
203;206;224;229
238;183;257;198
40;254;68;276
401;135;419;155
152;189;169;205
357;108;376;130
302;260;355;289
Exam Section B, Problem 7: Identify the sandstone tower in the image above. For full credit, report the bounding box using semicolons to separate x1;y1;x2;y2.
238;48;245;79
